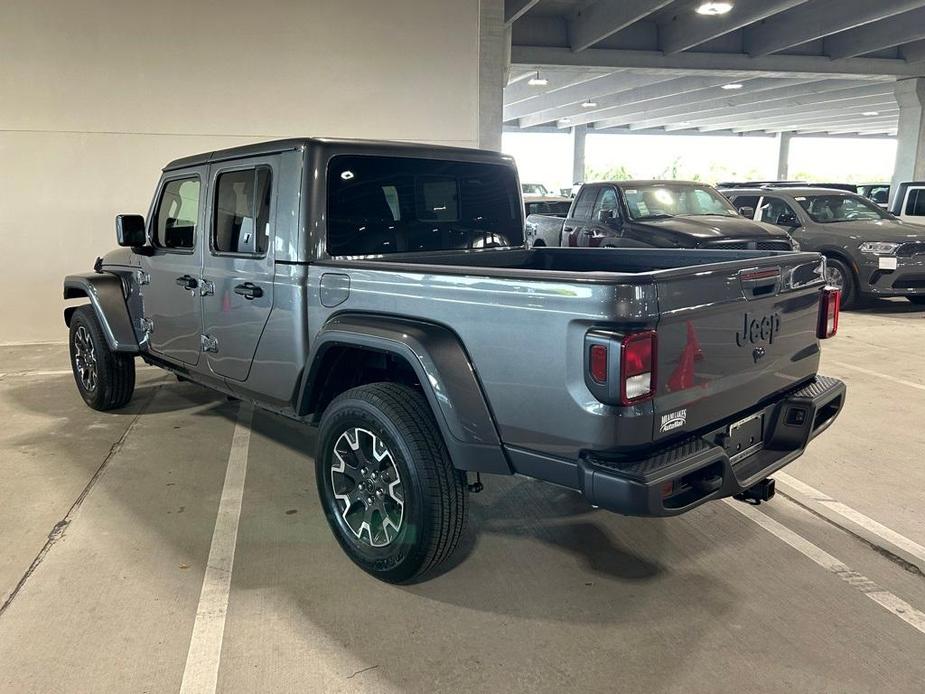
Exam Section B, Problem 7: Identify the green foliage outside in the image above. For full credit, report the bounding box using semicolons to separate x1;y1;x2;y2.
586;156;768;185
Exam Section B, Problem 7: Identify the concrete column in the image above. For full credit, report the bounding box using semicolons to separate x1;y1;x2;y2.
891;78;925;202
478;0;506;151
776;131;793;180
571;125;588;184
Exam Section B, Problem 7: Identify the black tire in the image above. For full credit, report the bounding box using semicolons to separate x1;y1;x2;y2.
316;383;467;583
68;305;135;411
824;257;857;309
907;296;925;306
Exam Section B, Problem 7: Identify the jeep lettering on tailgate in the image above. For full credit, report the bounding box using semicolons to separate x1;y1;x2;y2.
736;312;782;347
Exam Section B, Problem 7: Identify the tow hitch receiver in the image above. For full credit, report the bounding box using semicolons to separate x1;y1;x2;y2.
734;478;776;505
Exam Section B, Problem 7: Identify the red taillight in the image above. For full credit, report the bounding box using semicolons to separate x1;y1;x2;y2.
589;344;608;384
620;331;657;405
818;288;840;339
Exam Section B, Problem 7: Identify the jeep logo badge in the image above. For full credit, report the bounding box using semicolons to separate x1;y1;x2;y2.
736;312;782;347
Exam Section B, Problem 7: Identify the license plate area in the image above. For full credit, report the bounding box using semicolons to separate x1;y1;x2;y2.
725;412;764;464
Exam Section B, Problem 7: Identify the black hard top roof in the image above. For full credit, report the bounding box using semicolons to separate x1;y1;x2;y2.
163;137;508;172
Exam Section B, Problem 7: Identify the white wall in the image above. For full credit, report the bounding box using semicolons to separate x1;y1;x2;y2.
0;0;483;343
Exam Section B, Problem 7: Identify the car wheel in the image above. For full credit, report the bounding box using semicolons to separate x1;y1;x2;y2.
906;296;925;306
316;383;468;583
824;257;857;309
68;305;136;411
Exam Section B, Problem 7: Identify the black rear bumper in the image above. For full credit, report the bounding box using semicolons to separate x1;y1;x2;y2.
579;375;845;516
514;375;845;517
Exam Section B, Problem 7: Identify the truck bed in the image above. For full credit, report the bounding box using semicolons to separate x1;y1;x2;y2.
313;246;827;464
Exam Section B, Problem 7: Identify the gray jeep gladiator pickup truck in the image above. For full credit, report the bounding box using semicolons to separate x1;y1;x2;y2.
64;138;846;583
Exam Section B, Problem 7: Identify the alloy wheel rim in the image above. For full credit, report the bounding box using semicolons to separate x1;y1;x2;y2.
73;325;98;392
825;265;845;291
330;427;404;547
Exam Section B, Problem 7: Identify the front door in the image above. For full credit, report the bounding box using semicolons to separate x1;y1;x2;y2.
141;169;207;366
200;159;277;382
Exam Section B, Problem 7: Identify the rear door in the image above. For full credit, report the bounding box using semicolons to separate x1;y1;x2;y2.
141;169;207;366
200;158;277;382
650;253;825;443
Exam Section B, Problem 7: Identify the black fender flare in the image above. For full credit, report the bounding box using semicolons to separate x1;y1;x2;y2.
301;313;511;475
63;273;140;353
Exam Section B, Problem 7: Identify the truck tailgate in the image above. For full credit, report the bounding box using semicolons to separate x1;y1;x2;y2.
651;253;825;443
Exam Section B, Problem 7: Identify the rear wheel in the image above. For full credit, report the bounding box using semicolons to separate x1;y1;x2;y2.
68;306;135;411
824;257;857;309
316;383;467;583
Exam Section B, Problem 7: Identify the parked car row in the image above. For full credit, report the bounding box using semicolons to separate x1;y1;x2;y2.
525;178;925;309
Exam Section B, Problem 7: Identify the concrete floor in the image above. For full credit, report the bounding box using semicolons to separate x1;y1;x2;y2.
1;299;924;693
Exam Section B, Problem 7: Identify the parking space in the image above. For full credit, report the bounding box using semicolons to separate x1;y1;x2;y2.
1;302;924;693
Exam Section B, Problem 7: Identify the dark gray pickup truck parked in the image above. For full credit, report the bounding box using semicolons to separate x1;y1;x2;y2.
722;185;925;308
64;138;845;583
526;180;797;251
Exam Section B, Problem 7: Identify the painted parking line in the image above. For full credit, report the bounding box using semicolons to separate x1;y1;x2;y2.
828;361;925;393
179;403;253;694
0;369;74;380
725;497;925;636
775;472;925;575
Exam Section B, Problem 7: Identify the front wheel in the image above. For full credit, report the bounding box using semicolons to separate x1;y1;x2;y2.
316;383;468;583
824;257;857;309
68;305;135;411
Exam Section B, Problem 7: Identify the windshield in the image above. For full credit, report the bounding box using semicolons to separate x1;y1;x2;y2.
327;155;523;256
622;184;738;221
522;183;549;195
794;194;890;224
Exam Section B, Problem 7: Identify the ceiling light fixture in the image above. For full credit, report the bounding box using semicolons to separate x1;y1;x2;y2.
862;111;880;116
581;99;598;108
528;70;548;87
722;83;743;90
696;2;734;15
559;117;572;124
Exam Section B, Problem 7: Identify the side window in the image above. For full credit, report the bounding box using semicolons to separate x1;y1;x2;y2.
155;178;200;249
759;197;798;226
592;187;619;221
732;195;759;216
572;187;597;220
905;188;925;217
213;167;272;255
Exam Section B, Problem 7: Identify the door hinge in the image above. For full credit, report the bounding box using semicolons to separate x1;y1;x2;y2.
199;279;215;296
140;317;154;335
136;270;151;286
200;334;219;353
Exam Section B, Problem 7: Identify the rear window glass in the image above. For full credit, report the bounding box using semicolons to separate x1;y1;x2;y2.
571;187;597;220
905;188;925;217
327;155;522;256
213;167;272;255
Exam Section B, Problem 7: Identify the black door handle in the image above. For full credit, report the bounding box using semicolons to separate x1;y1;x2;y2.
234;282;263;300
176;275;198;290
563;226;575;233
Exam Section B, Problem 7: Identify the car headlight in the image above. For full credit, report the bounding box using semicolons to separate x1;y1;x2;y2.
858;241;899;255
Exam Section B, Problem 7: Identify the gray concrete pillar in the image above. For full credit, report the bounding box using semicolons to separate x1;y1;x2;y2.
776;131;792;180
478;0;506;151
571;125;587;184
891;78;925;201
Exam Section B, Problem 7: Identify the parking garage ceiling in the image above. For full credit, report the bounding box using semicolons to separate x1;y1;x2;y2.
504;0;925;136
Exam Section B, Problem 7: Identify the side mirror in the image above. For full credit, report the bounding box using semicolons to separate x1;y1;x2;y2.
737;206;755;219
116;214;146;247
598;209;616;224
